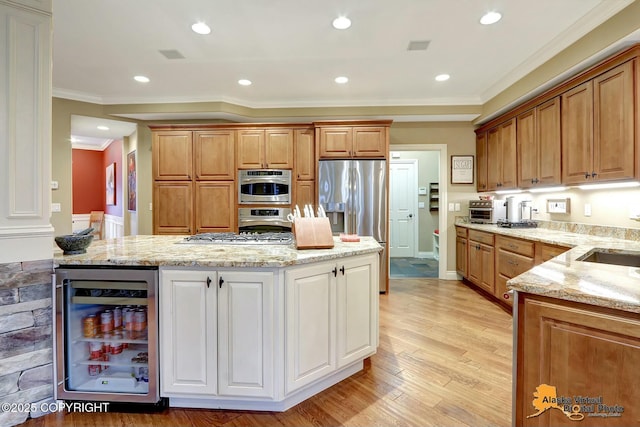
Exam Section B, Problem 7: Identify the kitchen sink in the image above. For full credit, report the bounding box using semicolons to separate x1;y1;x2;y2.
577;249;640;267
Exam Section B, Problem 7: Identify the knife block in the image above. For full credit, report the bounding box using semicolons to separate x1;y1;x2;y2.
293;217;335;249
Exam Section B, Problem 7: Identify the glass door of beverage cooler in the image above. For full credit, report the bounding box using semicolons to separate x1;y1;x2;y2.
55;267;159;403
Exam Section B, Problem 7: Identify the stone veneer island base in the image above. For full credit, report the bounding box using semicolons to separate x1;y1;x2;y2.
54;235;382;411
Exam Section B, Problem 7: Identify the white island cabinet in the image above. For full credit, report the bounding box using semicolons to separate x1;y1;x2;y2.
159;253;378;411
160;270;274;400
54;235;382;411
285;253;378;394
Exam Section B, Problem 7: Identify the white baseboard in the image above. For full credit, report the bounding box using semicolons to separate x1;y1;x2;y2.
443;270;461;281
416;251;433;259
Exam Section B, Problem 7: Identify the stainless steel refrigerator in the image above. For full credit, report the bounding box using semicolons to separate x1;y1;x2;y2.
318;160;387;292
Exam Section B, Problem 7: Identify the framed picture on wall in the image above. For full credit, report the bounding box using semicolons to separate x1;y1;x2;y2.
127;151;136;211
106;163;116;205
451;155;474;184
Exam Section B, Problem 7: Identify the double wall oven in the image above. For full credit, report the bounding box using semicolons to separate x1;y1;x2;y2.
238;169;292;233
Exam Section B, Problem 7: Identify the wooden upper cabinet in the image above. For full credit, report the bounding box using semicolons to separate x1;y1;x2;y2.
517;97;561;189
536;97;562;186
353;127;387;157
487;119;516;191
194;181;235;233
476;132;488;192
295;128;315;180
318;127;352;158
237;129;265;169
153;131;193;180
153;181;193;235
265;129;294;169
237;129;293;169
318;125;387;159
194;130;235;180
592;61;635;182
562;61;635;185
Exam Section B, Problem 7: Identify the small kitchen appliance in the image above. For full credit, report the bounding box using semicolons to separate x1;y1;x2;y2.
468;199;506;224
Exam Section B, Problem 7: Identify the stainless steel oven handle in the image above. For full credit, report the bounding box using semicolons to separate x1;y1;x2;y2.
469;207;493;211
238;218;291;227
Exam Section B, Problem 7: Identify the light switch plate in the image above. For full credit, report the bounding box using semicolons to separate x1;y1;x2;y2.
584;203;592;217
418;202;425;209
51;181;59;190
51;203;61;212
418;187;427;195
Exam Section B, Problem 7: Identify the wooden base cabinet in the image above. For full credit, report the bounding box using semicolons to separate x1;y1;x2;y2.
455;227;468;277
515;294;640;426
467;230;495;294
160;269;274;398
153;181;193;235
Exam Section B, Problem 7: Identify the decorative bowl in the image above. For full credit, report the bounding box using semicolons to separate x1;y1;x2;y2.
55;234;94;255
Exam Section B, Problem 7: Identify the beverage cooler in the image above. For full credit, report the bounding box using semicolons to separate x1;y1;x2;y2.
54;267;160;404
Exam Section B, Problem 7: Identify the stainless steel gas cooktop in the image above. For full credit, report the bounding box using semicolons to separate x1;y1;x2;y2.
180;232;294;245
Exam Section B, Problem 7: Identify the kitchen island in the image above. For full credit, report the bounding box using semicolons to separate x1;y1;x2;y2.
55;235;382;411
455;223;640;426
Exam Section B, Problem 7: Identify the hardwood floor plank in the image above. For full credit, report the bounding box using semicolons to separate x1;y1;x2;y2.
19;278;512;427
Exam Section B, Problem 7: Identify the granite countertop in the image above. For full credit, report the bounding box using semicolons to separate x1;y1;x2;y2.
54;235;383;268
456;223;640;313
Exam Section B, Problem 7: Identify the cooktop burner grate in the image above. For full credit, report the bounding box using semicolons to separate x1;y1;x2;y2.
497;220;538;229
181;232;295;245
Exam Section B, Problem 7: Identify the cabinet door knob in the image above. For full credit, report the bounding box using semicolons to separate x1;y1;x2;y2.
206;277;211;288
219;277;224;288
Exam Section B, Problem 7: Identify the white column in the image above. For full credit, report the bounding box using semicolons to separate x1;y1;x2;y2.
0;0;53;263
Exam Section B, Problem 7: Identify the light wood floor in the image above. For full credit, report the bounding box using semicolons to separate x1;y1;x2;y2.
24;279;513;427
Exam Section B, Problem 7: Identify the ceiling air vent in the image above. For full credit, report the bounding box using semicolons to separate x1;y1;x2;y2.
407;40;430;51
159;49;185;60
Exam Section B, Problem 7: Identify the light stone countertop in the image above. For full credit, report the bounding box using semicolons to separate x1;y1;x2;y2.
54;235;383;268
456;223;640;313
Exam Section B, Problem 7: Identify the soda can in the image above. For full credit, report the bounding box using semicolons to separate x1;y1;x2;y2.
83;315;98;337
88;341;102;360
101;333;111;354
133;309;147;332
124;308;135;331
111;332;123;355
137;366;149;382
88;364;101;376
100;310;114;333
113;306;122;329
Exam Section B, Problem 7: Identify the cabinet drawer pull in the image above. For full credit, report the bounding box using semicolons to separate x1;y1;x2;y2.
332;267;337;277
340;266;345;275
584;172;590;179
206;277;211;288
219;277;224;288
591;171;597;178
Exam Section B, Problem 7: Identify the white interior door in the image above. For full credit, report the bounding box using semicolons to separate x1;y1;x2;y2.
389;160;417;257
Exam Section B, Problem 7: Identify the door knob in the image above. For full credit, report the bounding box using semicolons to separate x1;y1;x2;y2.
408;214;413;218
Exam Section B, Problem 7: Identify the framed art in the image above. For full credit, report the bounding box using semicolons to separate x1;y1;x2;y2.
106;163;116;205
451;155;474;184
127;151;137;211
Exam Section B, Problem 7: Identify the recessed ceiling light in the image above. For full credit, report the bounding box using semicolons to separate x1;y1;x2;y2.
332;16;351;30
191;22;211;35
480;11;502;25
134;75;150;83
435;74;450;82
334;76;349;84
238;79;252;86
97;125;109;131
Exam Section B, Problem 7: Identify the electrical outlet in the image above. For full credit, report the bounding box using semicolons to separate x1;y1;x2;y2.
454;203;460;211
418;202;425;209
51;181;59;190
448;203;454;211
51;203;61;212
149;202;153;211
584;203;592;217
